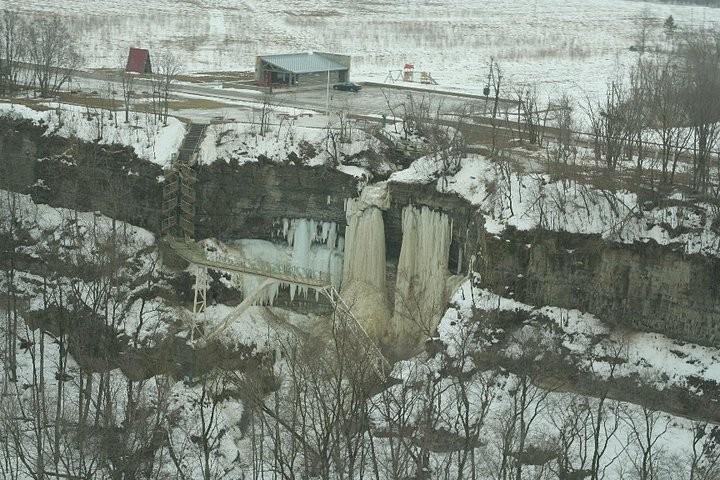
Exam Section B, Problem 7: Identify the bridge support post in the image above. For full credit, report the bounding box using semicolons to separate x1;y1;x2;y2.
193;266;209;314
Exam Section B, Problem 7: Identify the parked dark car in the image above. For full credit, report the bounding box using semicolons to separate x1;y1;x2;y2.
332;82;362;92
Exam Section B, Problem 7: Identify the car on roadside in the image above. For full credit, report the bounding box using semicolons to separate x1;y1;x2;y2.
332;82;362;92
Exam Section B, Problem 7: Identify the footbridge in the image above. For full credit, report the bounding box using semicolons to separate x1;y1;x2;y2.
168;238;330;288
167;238;390;378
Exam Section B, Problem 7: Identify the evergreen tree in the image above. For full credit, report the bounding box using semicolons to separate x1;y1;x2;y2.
664;15;677;40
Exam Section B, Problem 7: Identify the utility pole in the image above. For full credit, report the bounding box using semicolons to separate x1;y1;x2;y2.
325;69;331;118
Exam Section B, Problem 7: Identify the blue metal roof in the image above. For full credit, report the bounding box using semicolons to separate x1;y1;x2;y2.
259;52;347;74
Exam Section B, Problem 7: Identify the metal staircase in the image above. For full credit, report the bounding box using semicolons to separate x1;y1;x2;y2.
160;123;206;239
177;123;207;164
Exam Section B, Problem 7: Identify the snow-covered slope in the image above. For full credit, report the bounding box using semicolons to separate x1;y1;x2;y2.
199;115;379;174
0;102;186;167
392;154;720;257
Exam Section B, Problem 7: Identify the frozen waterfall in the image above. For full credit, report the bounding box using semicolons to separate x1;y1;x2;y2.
340;197;392;340
391;205;452;347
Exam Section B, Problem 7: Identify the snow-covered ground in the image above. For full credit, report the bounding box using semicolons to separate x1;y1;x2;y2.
0;101;185;167
441;280;720;397
379;352;702;480
391;154;720;257
0;189;166;341
199;113;379;170
6;0;720;101
3;178;720;478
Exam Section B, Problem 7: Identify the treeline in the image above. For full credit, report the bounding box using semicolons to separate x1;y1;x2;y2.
482;21;720;197
637;0;720;7
0;9;181;127
0;12;81;97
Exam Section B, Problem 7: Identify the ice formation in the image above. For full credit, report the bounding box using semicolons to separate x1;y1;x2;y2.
283;218;343;299
391;205;452;349
206;218;344;307
341;197;392;339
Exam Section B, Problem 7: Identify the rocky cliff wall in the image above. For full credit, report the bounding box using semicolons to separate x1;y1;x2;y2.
479;229;720;347
0;119;162;232
194;159;358;241
387;181;482;273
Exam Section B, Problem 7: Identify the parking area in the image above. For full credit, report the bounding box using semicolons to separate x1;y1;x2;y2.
272;84;509;118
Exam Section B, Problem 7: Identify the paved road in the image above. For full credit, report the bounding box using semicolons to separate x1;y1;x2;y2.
66;68;514;121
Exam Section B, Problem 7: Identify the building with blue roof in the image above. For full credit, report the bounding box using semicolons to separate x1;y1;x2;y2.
255;52;351;87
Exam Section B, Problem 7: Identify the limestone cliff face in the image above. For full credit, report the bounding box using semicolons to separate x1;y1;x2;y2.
0;119;359;242
479;229;720;347
0;119;162;231
195;159;358;241
4;119;718;348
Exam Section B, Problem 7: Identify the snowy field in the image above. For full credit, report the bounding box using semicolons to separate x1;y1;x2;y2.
3;0;720;99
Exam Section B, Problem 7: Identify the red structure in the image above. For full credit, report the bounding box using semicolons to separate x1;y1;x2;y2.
125;48;152;74
403;63;414;82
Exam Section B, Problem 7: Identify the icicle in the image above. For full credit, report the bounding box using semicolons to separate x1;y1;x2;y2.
282;218;290;240
327;223;337;250
321;222;331;245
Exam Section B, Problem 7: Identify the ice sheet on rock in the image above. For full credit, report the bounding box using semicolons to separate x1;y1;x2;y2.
341;198;391;339
203;223;344;305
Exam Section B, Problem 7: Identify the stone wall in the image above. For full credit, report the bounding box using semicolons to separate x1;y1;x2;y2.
479;229;720;347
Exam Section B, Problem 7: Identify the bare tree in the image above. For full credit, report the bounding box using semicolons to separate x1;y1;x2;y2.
24;14;81;97
622;405;670;480
679;28;720;194
588;346;628;480
258;92;274;137
633;8;656;55
585;80;632;171
640;56;691;185
515;86;546;146
444;316;497;479
151;51;181;126
549;397;593;480
119;55;136;123
685;422;720;480
546;94;577;165
0;10;26;93
488;57;504;154
236;303;380;480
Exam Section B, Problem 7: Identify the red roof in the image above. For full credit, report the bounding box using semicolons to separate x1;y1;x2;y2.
126;48;151;74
